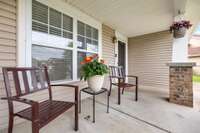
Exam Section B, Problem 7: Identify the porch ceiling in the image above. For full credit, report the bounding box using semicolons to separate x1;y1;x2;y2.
65;0;174;37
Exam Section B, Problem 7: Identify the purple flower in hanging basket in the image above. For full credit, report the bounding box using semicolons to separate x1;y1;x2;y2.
170;20;192;32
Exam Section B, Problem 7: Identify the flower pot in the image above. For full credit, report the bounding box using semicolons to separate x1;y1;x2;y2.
174;27;186;38
87;75;104;92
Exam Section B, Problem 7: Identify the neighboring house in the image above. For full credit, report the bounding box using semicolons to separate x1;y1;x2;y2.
188;46;200;62
188;35;200;74
0;0;195;130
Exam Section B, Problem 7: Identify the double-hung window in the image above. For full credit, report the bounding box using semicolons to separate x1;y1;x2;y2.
77;21;99;78
31;0;99;82
32;0;73;81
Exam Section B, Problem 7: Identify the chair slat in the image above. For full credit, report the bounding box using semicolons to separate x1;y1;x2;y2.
13;71;21;96
118;67;121;77
112;67;115;76
3;67;51;97
110;67;113;76
119;67;124;77
22;71;30;93
3;69;13;97
109;66;125;77
121;67;125;76
44;67;52;99
31;70;38;90
38;70;45;89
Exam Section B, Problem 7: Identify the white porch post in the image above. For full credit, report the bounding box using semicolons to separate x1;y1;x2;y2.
172;35;189;62
17;0;32;67
172;0;189;62
17;0;26;66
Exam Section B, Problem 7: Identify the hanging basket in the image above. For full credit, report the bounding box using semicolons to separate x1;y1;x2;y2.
173;27;186;39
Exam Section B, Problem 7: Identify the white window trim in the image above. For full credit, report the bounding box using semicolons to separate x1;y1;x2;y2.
17;0;102;83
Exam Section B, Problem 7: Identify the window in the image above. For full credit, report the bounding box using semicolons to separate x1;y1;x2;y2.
77;21;98;52
32;0;73;46
77;52;86;78
32;45;73;81
31;0;100;82
77;21;99;78
32;0;73;81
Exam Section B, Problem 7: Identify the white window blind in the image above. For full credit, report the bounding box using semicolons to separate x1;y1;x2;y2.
49;8;62;28
32;0;48;33
77;21;99;51
32;0;73;39
32;0;48;24
63;14;73;32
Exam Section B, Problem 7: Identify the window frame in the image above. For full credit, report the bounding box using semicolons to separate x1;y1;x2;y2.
19;0;102;83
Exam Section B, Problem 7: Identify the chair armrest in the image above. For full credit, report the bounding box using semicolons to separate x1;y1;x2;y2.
51;84;79;103
125;75;138;85
51;84;78;88
1;97;38;106
125;75;138;79
109;76;125;79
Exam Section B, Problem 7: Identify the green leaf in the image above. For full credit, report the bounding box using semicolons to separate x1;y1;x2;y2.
80;59;109;80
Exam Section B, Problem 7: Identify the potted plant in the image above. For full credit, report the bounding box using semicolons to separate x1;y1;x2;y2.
80;54;109;92
170;20;192;38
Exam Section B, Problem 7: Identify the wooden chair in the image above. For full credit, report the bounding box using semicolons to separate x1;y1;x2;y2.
109;66;138;104
1;66;78;133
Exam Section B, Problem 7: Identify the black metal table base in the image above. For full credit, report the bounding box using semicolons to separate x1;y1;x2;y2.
79;87;109;123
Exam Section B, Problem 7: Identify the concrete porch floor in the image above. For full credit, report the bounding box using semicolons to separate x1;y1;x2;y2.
1;86;200;133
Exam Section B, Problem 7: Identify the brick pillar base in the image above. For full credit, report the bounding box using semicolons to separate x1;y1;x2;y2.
167;63;196;107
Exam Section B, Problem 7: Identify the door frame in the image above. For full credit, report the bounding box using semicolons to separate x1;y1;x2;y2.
114;31;128;75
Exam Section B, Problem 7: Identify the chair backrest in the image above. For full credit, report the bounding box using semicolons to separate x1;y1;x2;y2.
2;66;51;98
109;66;125;77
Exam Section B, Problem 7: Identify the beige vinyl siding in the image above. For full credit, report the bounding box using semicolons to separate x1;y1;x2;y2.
102;24;115;66
0;0;17;129
128;31;173;89
102;24;115;88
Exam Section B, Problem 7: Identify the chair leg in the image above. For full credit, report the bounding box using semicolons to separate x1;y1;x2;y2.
122;88;125;94
32;121;39;133
118;85;121;105
75;101;79;131
8;115;13;133
109;84;112;96
135;86;138;101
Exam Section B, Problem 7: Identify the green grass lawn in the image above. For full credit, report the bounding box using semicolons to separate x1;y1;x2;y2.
193;75;200;83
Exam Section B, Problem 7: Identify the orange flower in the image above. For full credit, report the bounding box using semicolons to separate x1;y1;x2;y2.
85;56;92;63
100;59;105;64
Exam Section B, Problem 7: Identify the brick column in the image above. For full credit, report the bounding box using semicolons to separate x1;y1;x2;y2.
167;63;196;107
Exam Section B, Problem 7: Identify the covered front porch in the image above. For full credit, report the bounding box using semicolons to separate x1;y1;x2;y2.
0;0;200;133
